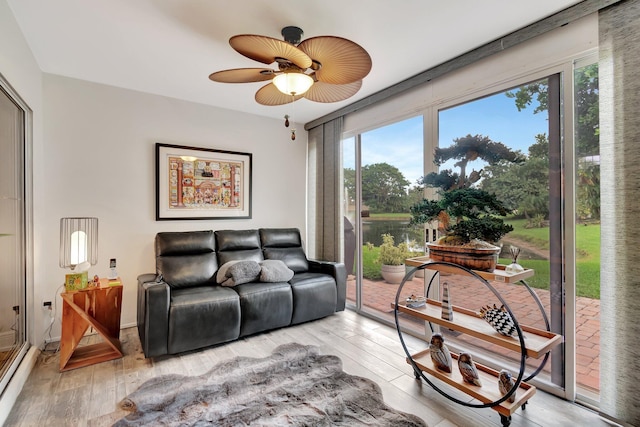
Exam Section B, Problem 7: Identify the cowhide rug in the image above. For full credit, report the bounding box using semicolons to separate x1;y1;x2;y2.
112;343;427;426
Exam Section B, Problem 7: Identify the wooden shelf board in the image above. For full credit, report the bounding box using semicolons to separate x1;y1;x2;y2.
410;349;536;417
60;342;123;372
405;256;534;284
394;299;562;359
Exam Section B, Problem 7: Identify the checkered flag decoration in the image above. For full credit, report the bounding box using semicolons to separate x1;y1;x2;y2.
479;304;518;337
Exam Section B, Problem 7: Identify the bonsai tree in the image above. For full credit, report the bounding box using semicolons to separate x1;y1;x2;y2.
410;134;524;246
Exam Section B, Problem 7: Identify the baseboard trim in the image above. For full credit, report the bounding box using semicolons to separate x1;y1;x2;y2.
0;346;39;424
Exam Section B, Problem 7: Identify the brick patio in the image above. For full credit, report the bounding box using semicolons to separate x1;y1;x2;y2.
346;271;600;392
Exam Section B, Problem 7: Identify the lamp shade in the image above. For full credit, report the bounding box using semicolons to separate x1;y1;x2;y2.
59;217;98;270
273;72;313;96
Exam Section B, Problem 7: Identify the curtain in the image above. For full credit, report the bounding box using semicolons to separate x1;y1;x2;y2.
599;1;640;425
307;117;343;262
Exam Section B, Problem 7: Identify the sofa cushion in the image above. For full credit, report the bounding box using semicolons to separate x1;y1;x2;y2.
156;230;215;256
168;286;240;354
215;229;263;265
155;231;217;289
262;247;309;272
289;272;337;325
259;259;294;282
217;260;261;287
260;228;303;248
234;282;293;337
260;228;309;273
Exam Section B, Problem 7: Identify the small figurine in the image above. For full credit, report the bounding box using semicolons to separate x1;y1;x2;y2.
429;333;453;373
479;304;518;337
88;275;100;287
458;352;482;386
441;281;453;321
498;369;517;403
406;294;426;308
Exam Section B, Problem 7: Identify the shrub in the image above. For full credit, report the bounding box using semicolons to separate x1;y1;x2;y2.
376;234;414;266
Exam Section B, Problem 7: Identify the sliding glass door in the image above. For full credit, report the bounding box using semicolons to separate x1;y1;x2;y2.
343;116;424;322
341;59;601;401
0;83;28;394
434;75;565;390
573;59;600;399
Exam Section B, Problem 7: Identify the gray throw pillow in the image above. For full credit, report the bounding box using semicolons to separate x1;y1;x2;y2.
260;259;294;282
218;260;261;287
216;260;240;284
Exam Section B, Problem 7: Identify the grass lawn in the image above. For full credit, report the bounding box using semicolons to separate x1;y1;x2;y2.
505;219;600;299
367;213;412;220
363;245;383;280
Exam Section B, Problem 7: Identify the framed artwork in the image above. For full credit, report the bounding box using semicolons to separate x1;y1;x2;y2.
156;143;252;220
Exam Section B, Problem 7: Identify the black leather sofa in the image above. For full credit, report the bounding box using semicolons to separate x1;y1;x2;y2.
136;228;346;358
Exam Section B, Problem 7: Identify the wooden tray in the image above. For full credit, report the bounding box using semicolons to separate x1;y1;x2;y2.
393;298;562;359
405;256;535;284
409;349;535;417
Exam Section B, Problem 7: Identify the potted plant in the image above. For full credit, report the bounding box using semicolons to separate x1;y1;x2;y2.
376;233;413;284
410;134;523;271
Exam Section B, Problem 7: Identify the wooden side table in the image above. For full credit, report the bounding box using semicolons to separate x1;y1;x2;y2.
59;277;123;372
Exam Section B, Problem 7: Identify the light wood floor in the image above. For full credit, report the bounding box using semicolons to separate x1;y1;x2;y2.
6;310;616;427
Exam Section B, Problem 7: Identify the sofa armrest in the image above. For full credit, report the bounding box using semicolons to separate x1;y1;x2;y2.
137;274;170;357
308;260;347;311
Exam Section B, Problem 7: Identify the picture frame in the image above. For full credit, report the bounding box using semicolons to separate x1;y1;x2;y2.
155;143;252;220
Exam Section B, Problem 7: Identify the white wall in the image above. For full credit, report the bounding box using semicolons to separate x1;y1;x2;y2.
0;2;42;108
38;75;308;345
0;0;43;347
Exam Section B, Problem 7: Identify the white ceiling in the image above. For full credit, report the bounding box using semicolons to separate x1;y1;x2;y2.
7;0;582;124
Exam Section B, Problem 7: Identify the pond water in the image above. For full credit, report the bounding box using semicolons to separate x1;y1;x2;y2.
361;219;424;249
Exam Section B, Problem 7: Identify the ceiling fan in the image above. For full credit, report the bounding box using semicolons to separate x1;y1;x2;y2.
209;26;372;106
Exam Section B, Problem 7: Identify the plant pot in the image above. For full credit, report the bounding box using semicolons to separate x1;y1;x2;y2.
381;264;406;284
426;242;500;272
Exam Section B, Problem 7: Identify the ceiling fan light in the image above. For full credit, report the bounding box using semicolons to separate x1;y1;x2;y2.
273;72;313;96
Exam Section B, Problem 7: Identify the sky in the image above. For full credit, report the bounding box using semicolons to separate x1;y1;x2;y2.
344;88;547;187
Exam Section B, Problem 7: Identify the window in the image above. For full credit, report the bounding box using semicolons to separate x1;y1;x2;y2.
343;116;424;321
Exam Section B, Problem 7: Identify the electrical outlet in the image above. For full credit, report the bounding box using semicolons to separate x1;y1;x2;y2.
42;300;52;309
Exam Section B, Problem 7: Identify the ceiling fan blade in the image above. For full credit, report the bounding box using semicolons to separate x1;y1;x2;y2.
230;35;312;69
208;68;275;83
298;36;372;85
304;80;363;103
255;83;304;106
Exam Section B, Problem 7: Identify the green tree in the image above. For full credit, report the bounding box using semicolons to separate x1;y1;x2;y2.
343;167;356;205
361;163;410;213
506;65;600;218
573;64;600;158
527;133;549;160
506;71;598;157
481;134;550;220
406;183;425;210
577;163;600;220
